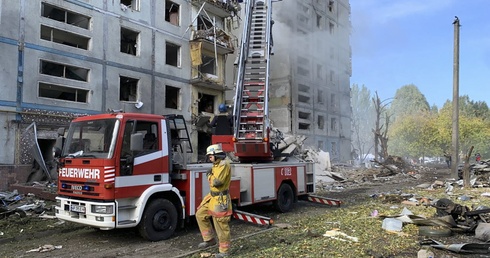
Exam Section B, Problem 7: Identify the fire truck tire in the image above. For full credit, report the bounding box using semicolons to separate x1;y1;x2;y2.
274;183;294;213
138;199;178;241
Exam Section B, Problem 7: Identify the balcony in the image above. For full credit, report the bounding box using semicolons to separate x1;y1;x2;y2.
191;0;240;18
190;71;225;90
190;27;235;55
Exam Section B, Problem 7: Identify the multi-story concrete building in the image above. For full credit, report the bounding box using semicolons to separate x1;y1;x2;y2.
0;0;351;190
266;0;352;161
0;0;240;189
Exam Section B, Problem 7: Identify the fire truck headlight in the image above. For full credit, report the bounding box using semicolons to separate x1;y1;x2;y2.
92;205;113;214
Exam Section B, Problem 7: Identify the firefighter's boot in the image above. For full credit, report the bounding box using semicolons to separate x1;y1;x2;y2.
198;238;216;249
215;252;228;258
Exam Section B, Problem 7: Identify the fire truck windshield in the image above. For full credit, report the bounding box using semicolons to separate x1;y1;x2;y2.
62;119;119;159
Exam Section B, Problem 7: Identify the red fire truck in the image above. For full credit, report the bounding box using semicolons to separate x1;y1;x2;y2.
55;0;340;241
54;112;339;241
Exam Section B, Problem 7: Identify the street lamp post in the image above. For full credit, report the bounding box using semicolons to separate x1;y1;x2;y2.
451;17;460;178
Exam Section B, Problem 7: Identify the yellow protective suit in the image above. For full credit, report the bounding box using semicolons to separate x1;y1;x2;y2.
196;158;232;254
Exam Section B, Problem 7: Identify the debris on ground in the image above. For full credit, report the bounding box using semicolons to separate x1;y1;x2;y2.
0;190;51;220
26;244;62;253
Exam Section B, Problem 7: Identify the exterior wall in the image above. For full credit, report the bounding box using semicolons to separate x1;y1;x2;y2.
268;0;352;162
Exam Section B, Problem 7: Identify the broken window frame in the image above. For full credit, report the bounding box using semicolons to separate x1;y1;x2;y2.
165;85;180;109
41;3;91;30
298;94;310;104
331;117;337;132
119;76;139;102
197;14;213;31
331;141;337;155
120;0;141;12
316;14;322;29
298;111;310;120
120;27;140;56
317;115;324;130
40;25;90;50
199;55;217;76
166;42;181;67
165;0;180;26
317;90;324;104
328;0;335;12
39;60;89;82
38;82;89;103
298;122;310;130
297;66;309;77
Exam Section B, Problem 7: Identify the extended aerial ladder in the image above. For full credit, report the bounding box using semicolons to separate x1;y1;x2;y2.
232;0;273;162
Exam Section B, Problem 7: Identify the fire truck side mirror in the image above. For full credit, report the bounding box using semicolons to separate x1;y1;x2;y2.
53;147;62;158
130;133;143;151
57;127;65;136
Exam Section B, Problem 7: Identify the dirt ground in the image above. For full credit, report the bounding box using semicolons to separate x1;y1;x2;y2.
1;164;487;258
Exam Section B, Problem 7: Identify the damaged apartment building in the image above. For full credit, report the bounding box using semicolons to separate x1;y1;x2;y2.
264;0;352;161
0;0;240;190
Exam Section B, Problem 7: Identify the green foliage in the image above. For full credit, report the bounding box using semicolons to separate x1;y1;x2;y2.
351;83;490;161
389;111;440;158
390;84;430;121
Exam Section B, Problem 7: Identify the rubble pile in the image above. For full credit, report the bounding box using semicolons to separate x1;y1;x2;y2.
313;155;438;192
460;159;490;186
0;189;53;220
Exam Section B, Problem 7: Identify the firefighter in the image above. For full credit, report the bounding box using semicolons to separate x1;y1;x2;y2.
196;144;232;257
209;104;233;135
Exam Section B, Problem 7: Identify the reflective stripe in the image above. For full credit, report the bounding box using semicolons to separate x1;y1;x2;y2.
219;242;230;248
202;229;213;237
208;210;233;217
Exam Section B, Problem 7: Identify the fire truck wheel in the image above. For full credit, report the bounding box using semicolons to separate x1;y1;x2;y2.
274;183;294;213
138;199;178;241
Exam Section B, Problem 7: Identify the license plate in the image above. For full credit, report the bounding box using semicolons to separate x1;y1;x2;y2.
70;204;86;213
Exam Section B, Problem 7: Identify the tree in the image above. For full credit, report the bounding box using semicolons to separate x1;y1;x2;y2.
372;92;392;161
439;98;490;158
389;111;440;160
457;95;490;120
350;84;375;162
390;84;430;121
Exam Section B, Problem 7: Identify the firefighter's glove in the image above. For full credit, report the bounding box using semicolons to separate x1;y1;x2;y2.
213;179;223;187
218;193;228;211
206;168;212;177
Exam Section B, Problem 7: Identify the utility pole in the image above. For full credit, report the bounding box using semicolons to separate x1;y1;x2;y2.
451;16;460;178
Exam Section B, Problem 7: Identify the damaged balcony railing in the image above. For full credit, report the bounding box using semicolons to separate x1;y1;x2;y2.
191;27;234;50
191;0;241;17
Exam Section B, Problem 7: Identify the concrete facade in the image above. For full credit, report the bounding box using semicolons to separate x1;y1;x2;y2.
267;0;352;162
0;0;239;188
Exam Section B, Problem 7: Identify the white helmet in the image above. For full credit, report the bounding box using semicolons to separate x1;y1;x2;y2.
206;144;223;155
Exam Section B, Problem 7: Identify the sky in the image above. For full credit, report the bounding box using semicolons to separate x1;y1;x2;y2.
349;0;490;108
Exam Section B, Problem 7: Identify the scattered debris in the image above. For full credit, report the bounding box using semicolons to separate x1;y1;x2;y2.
322;229;358;242
1;189;54;220
25;244;62;253
425;239;490;254
381;218;402;231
